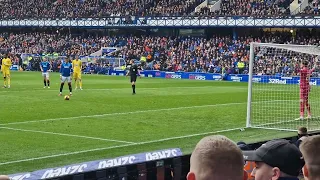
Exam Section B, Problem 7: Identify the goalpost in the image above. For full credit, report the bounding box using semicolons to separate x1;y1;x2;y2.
246;42;320;132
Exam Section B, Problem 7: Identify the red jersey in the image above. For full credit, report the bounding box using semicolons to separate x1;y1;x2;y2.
300;67;313;88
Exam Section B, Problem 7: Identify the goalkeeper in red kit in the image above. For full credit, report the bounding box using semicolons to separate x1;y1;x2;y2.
299;60;317;120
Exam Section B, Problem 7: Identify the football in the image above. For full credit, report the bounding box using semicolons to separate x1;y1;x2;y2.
64;95;70;100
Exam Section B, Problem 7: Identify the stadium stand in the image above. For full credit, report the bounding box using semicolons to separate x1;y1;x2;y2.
300;0;320;16
1;0;320;18
0;0;203;18
0;31;102;55
2;29;320;76
196;0;292;17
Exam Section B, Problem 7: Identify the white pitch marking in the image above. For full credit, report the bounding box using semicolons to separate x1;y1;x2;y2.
0;127;134;144
0;85;301;93
0;100;290;126
0;127;242;166
0;86;248;93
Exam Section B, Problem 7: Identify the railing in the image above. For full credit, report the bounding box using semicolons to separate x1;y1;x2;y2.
1;16;320;27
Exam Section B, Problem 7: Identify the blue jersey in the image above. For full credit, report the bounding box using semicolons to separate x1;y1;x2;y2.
40;61;50;73
60;62;73;77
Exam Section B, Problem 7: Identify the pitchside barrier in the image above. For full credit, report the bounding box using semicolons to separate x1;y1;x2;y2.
9;132;320;180
108;70;320;86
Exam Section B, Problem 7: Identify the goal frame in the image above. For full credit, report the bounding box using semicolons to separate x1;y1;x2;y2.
246;42;320;132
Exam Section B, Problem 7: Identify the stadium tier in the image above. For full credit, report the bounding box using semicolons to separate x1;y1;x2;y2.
196;0;292;17
0;0;319;18
0;0;202;18
1;29;320;76
301;0;320;15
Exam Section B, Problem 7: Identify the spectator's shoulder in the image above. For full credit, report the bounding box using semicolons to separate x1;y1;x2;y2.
294;139;302;148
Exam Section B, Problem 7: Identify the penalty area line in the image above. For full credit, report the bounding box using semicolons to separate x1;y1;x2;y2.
0;100;291;126
0;126;134;144
0;127;242;166
0;86;248;93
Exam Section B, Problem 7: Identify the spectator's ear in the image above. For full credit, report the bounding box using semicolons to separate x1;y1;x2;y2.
187;172;195;180
271;167;281;180
303;165;309;179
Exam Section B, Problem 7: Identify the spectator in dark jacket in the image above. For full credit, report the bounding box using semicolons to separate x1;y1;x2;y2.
243;139;305;180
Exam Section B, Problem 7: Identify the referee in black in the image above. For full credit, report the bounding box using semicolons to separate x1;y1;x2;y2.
126;60;141;95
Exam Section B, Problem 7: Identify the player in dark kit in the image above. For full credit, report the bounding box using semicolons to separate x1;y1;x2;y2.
126;60;141;95
299;60;316;120
59;57;73;96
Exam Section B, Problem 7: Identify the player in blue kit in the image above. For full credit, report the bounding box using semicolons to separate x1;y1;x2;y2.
59;57;73;96
40;57;51;88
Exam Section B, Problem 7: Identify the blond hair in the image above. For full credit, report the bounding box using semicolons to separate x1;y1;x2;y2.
190;135;244;180
0;175;10;180
300;135;320;180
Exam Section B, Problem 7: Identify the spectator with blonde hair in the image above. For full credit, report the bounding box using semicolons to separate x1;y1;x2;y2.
300;135;320;180
0;175;10;180
187;135;244;180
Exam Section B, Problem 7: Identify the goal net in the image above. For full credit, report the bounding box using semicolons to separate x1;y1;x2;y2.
246;43;320;132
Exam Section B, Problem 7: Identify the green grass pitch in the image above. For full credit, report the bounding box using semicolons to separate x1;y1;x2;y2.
0;72;298;174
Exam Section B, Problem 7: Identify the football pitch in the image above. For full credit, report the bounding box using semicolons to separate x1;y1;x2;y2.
0;72;298;175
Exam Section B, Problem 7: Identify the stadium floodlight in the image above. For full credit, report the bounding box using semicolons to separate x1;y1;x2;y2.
246;42;320;132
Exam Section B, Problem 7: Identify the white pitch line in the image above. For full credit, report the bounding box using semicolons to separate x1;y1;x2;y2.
0;100;289;126
0;86;248;93
0;127;134;144
0;86;300;93
0;127;242;166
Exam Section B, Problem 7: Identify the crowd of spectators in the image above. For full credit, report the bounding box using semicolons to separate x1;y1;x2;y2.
196;0;320;18
196;0;292;17
0;0;203;18
0;0;320;18
195;0;320;18
2;29;320;76
187;128;320;180
301;0;320;16
0;31;108;56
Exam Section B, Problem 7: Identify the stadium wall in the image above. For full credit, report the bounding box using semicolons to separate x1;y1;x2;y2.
110;70;320;86
9;133;319;180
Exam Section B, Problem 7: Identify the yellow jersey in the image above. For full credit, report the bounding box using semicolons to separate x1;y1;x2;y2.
1;58;12;71
72;59;82;72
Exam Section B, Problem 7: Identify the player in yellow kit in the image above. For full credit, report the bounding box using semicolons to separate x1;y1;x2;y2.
1;54;12;88
72;55;83;90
